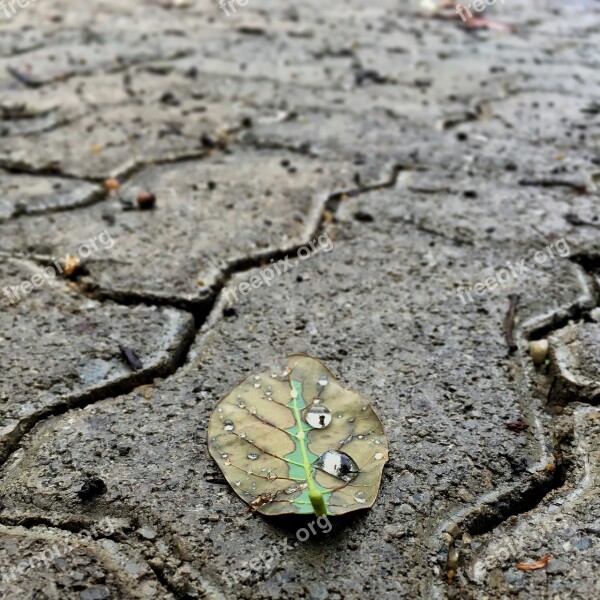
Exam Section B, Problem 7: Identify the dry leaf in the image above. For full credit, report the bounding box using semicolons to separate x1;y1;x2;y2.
516;555;552;571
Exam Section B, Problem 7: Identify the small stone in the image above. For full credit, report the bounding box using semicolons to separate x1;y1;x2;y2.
77;477;107;500
138;526;157;540
137;192;156;210
529;339;549;365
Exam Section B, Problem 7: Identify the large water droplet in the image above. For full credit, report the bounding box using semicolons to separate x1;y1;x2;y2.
247;452;259;460
305;406;332;429
375;452;384;460
354;491;367;504
318;376;328;387
314;451;359;483
224;419;234;432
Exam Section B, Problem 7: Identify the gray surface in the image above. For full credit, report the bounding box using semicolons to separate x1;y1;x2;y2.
0;0;599;598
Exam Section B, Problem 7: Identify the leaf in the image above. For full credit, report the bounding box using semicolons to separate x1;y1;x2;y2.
516;555;552;571
207;354;389;516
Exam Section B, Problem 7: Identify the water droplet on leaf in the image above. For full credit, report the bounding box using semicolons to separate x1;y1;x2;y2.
305;406;332;429
314;450;359;483
224;419;234;432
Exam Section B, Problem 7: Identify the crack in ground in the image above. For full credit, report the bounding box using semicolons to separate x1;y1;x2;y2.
0;518;191;600
0;313;196;465
0;161;404;466
430;266;600;595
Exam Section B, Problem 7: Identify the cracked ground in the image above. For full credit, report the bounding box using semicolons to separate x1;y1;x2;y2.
0;0;600;598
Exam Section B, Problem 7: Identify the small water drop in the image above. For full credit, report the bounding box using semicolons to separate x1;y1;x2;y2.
305;406;332;429
347;417;356;423
247;452;259;460
238;400;246;408
250;407;257;415
224;419;234;432
239;432;247;439
318;376;329;387
267;471;277;480
221;453;228;458
253;383;261;388
254;375;261;381
361;406;368;411
290;389;298;399
354;491;367;504
375;452;384;460
374;439;382;445
265;386;273;396
235;481;241;487
358;435;364;440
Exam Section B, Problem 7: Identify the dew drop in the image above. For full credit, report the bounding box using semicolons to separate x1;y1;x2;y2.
239;432;247;439
253;383;261;388
375;452;384;460
361;406;368;411
250;407;257;415
305;406;332;429
267;471;277;480
235;481;241;487
254;375;261;381
290;389;298;399
318;376;329;387
247;452;259;460
354;491;367;504
265;386;273;396
238;400;246;408
358;435;364;440
314;450;359;483
224;419;234;432
347;417;356;424
374;439;382;445
221;453;228;458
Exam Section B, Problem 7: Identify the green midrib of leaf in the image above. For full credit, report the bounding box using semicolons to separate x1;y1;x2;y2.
284;379;330;515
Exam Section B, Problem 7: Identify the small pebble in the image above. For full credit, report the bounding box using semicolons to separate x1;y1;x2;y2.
529;339;549;365
137;192;156;210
